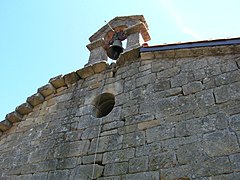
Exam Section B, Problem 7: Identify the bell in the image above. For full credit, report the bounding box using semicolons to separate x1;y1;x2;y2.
107;40;123;60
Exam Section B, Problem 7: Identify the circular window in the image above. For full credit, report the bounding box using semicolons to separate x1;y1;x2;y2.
92;93;115;118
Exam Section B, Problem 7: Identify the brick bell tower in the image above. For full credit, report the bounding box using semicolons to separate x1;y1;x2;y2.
85;15;151;66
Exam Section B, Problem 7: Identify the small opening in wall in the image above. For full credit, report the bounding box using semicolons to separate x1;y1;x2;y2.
92;93;115;118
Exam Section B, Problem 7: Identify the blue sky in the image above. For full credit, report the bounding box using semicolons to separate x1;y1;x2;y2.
0;0;239;120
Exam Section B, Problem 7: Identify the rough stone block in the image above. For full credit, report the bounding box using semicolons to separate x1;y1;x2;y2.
76;66;94;79
31;172;48;180
154;50;175;59
49;74;66;89
82;154;102;165
138;119;161;130
73;164;104;179
123;131;145;148
81;126;100;140
102;121;124;131
176;142;205;165
16;102;33;115
146;125;174;143
171;72;194;87
140;52;155;60
92;61;107;73
102;148;135;164
214;85;230;104
153;79;171;92
125;114;155;125
149;151;176;170
136;73;156;87
6;111;23;123
203;130;239;157
54;140;90;158
152;59;174;72
230;114;240;131
89;134;123;153
38;83;56;97
0;120;12;131
63;72;80;86
182;81;203;95
47;170;70;180
136;143;162;157
57;157;78;169
103;80;123;95
195;157;231;177
157;66;180;79
126;171;159;180
214;70;240;86
104;162;128;176
195;89;215;107
129;156;148;173
122;47;140;61
160;164;192;180
27;93;45;107
229;153;240;172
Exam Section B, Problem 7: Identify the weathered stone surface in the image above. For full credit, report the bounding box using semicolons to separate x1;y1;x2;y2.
152;59;174;72
5;111;23;123
182;81;203;95
27;93;45;107
146;125;174;143
49;74;66;89
102;148;135;164
126;171;159;180
141;52;155;60
138;119;161;130
16;102;33;115
149;151;176;170
63;72;80;86
214;85;230;103
230;114;240;131
136;73;156;87
195;157;232;177
123;131;145;148
47;170;70;180
102;121;124;131
229;153;240;172
38;83;56;97
129;156;148;173
89;134;123;153
31;172;48;180
171;72;194;87
0;120;12;131
136;143;162;157
125;114;155;125
203;130;239;157
82;154;102;165
92;61;107;73
157;66;180;79
54;140;90;158
104;162;128;176
57;157;79;169
160;164;192;180
76;66;94;79
72;164;104;179
176;142;205;164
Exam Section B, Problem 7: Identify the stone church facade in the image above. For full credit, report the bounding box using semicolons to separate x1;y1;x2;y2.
0;15;240;180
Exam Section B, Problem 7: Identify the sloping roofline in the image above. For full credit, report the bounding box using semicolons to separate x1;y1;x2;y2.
141;37;240;52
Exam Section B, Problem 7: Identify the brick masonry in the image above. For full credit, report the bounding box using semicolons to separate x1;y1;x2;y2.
1;17;240;179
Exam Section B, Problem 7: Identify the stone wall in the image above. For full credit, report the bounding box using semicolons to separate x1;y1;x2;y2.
1;46;240;180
